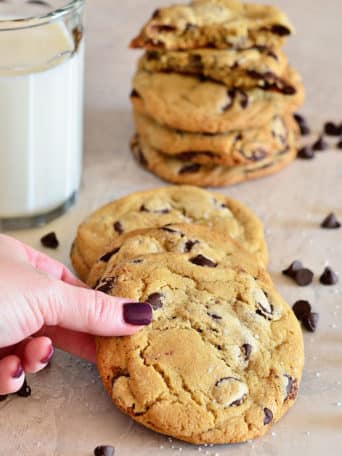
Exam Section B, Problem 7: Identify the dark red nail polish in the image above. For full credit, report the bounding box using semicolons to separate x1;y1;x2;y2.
12;364;24;379
123;302;152;326
40;345;54;364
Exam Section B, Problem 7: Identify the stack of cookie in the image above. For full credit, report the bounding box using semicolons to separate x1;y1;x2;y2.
71;186;304;444
129;0;304;187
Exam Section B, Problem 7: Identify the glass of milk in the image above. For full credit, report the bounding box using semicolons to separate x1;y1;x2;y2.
0;0;85;230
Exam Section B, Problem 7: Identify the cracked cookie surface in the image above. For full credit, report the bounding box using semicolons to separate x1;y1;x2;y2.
131;130;298;187
135;111;295;166
71;186;268;281
139;47;292;93
130;0;293;51
131;68;304;133
96;253;304;444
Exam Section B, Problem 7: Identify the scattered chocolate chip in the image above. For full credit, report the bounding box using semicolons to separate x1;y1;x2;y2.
147;292;164;310
321;212;341;229
97;277;116;294
312;136;329;151
113;221;124;234
320;267;339;285
263;407;273;425
207;312;222;320
40;232;59;249
184;22;197;32
293;113;310;136
270;24;291;36
100;247;120;262
242;343;252;361
189;254;217;268
282;260;303;278
302;312;319;332
292;300;311;321
324;121;342;136
284;375;299;401
130;89;140;98
16;379;31;398
178;163;201;174
337;139;342;149
184;239;199;252
297;146;314;160
0;395;8;402
94;445;115;456
293;268;314;286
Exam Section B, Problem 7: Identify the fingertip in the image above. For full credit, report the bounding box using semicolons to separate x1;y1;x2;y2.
0;355;25;395
21;337;54;374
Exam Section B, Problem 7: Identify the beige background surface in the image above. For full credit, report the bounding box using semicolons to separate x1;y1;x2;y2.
1;0;342;454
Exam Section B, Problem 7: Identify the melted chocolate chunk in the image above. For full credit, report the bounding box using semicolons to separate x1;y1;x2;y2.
40;232;59;249
207;312;222;320
321;213;341;229
151;24;177;32
113;221;124;234
312;136;329;151
302;312;319;332
161;225;179;233
285;375;298;401
297;146;314;160
94;445;115;456
145;50;160;60
189;254;217;268
178;163;201;174
324;121;342;136
97;277;116;294
242;343;252;361
263;407;273;425
320;267;339;285
147;292;164;310
17;379;31;398
241;148;267;161
230;394;247;407
282;260;303;278
130;89;140;98
222;90;234;111
184;239;199;252
100;247;120;262
270;24;291;36
292;300;311;321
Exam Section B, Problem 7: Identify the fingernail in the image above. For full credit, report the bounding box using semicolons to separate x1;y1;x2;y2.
12;364;24;379
40;345;54;364
123;302;152;326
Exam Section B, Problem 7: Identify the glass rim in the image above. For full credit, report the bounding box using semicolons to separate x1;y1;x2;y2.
0;0;85;31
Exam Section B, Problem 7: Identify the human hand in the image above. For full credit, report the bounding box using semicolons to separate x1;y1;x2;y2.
0;234;152;395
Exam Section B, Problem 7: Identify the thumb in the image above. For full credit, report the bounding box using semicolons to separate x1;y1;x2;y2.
43;281;153;337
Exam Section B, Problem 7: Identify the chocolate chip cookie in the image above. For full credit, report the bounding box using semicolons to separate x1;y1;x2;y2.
139;47;293;93
71;186;268;281
131;129;298;187
96;252;304;444
130;0;294;51
131;68;304;133
135;110;295;166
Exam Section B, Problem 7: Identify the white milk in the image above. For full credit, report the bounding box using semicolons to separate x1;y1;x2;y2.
0;21;84;218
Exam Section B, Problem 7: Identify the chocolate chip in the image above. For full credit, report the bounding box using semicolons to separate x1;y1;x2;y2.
151;24;177;32
137;147;148;166
297;146;314;160
284;375;298;401
270;24;291;36
293;113;311;136
230;395;247;407
145;50;160;60
189;254;217;268
242;343;252;361
324;121;342;136
237;89;249;109
222;90;234;111
293;268;314;286
100;247;120;262
0;395;8;402
292;300;311;321
320;267;339;285
17;379;31;398
178;163;201;174
302;312;319;332
337;139;342;149
130;89;140;98
94;445;115;456
40;232;59;249
113;221;124;234
282;260;303;278
312;136;329;151
97;277;116;294
207;312;222;320
140;205;170;214
151;9;160;19
184;239;199;252
263;407;273;425
321;212;341;229
147;292;164;310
